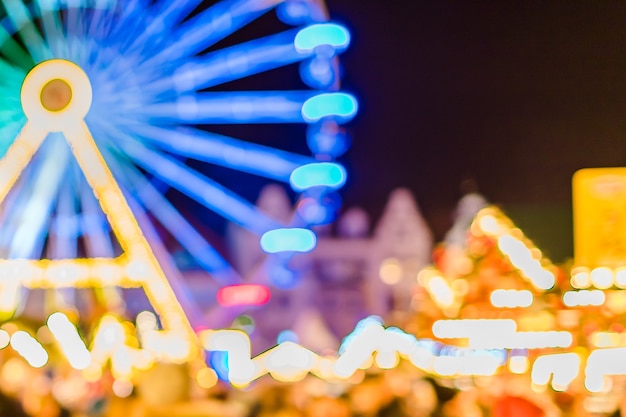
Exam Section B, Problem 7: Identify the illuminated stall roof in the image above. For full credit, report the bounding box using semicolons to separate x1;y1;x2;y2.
417;205;559;318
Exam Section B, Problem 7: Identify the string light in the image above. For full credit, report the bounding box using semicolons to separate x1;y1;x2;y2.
472;208;556;290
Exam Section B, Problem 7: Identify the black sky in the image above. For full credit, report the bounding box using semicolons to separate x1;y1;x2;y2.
322;0;626;260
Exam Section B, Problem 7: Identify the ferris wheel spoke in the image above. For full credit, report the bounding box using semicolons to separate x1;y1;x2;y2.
0;163;36;255
121;189;206;332
99;0;149;51
137;0;284;68
0;117;28;160
64;0;86;37
86;0;118;40
104;152;243;285
78;173;115;258
91;117;244;282
49;166;80;259
119;0;203;52
119;139;284;236
0;54;26;82
0;110;25;149
85;0;110;35
1;0;50;61
141;90;317;124
9;135;69;259
129;124;312;182
34;0;68;57
0;20;35;68
152;29;306;94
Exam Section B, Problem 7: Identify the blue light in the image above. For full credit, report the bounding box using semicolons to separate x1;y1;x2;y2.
120;138;283;236
260;228;317;254
168;29;303;93
269;264;300;289
209;351;230;382
301;93;358;123
142;91;318;124
306;123;350;157
294;23;351;54
0;0;354;301
277;330;299;344
138;0;278;66
296;191;341;225
300;57;335;89
107;151;241;284
130;124;312;182
277;1;310;26
290;162;346;191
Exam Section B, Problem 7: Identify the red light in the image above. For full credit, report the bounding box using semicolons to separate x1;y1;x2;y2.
217;284;271;307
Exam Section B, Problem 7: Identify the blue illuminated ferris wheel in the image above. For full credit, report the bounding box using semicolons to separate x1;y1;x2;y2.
0;0;356;300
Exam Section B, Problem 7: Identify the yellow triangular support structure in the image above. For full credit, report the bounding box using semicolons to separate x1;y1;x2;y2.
0;59;199;362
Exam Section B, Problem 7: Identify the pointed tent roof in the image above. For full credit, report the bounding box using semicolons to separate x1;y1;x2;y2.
418;198;560;316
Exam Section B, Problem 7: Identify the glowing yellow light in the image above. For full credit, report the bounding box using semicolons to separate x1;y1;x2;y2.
571;267;591;289
47;312;92;370
605;291;626;314
432;319;517;339
460;355;501;376
591;332;626;348
375;350;399;369
470;330;572;350
265;342;316;382
585;376;606;393
82;364;103;382
196;367;218;389
433;356;458;376
498;235;555;290
0;329;10;349
590;267;614;289
450;278;469;296
531;353;580;390
476;214;500;235
379;258;403;285
508;356;529;374
585;347;626;392
428;276;454;306
1;358;28;388
472;208;557;290
10;331;48;368
112;378;134;398
563;290;605;307
489;289;533;308
356;355;374;370
616;267;626;288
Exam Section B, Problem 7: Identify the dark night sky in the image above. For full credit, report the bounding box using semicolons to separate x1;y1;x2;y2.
322;0;626;261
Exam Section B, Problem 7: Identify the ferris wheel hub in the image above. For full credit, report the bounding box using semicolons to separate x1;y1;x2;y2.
40;79;73;112
21;59;93;130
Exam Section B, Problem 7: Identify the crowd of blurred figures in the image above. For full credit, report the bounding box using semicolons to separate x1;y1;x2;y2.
1;361;624;417
0;187;624;417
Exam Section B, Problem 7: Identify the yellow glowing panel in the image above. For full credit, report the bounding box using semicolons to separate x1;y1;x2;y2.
573;167;626;269
0;59;199;362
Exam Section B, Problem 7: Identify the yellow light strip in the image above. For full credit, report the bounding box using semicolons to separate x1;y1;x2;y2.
571;266;626;290
0;60;200;363
0;257;142;288
531;353;580;391
563;290;605;307
490;289;533;308
472;207;556;290
10;331;48;368
47;312;92;370
0;313;618;394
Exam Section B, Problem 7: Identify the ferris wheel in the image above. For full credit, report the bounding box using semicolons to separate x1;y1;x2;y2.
0;0;356;324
